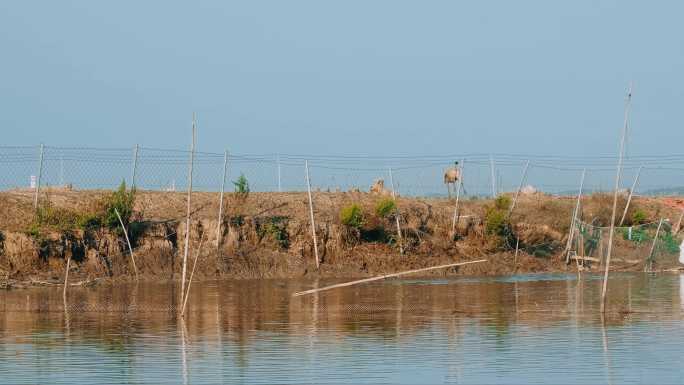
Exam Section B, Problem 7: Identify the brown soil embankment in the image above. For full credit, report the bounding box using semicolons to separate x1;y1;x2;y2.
0;189;681;285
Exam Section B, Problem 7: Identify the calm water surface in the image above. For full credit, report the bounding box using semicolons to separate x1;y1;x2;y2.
1;273;684;384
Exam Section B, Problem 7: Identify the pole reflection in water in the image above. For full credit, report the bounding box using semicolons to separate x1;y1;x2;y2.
1;273;684;384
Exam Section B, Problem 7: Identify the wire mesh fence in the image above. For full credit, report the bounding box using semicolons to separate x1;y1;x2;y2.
2;145;684;198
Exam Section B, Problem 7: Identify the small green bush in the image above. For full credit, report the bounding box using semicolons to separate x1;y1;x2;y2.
102;180;136;234
632;209;647;225
484;198;514;248
340;204;364;229
257;216;290;249
233;173;250;199
375;198;396;218
494;195;511;211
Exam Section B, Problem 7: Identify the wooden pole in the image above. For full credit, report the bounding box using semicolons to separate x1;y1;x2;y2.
514;237;520;267
490;155;496;198
646;218;664;272
131;144;139;190
450;159;465;235
619;165;642;226
216;150;228;250
181;236;205;317
508;160;530;218
115;207;139;280
601;84;632;314
293;259;487;297
181;114;196;300
34;144;44;209
304;160;320;269
565;169;586;263
388;168;404;254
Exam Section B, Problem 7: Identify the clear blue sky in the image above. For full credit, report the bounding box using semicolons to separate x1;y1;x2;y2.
1;0;682;157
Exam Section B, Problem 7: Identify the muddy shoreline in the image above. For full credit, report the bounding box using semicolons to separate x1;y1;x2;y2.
1;189;682;288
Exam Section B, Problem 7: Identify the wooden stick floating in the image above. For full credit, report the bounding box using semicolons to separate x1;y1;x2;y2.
292;259;487;297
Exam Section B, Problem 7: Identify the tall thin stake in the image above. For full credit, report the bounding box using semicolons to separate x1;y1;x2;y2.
389;168;404;254
304;161;320;269
181;114;196;300
565;168;587;263
131;144;139;189
34;144;44;209
490;155;496;198
508;160;530;218
646;218;664;272
115;207;139;280
450;159;465;235
181;236;205;317
601;85;632;314
216;150;229;250
619;166;642;226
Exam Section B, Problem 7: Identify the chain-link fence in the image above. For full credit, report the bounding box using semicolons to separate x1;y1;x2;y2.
2;145;684;197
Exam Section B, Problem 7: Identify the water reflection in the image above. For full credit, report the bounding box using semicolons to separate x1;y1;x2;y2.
1;273;683;384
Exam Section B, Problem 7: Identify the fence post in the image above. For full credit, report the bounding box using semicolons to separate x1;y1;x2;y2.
277;154;282;192
216;150;228;250
508;160;530;218
305;160;320;269
490;155;496;198
131;144;139;189
646;218;664;272
33;144;44;209
450;159;465;236
388;168;404;254
565;168;586;263
181;114;196;301
619;165;642;226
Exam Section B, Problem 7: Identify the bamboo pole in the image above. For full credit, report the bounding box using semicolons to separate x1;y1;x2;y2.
388;168;404;254
115;207;139;280
216;150;228;250
646;218;664;272
514;237;520;267
450;159;465;236
293;259;487;297
508;160;530;218
34;144;44;209
181;114;197;299
181;236;205;317
565;169;586;263
619;165;642;226
304;160;320;269
601;85;632;314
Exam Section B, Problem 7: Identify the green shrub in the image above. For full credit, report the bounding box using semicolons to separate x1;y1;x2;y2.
375;198;396;218
28;180;136;237
340;204;364;229
102;180;136;234
494;195;511;211
484;200;514;248
632;209;647;225
233;173;250;199
257;216;290;249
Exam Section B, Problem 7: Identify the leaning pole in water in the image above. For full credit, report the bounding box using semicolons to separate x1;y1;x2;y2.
601;85;632;314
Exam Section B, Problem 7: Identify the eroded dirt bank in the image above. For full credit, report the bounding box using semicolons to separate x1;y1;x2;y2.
1;189;682;286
